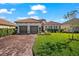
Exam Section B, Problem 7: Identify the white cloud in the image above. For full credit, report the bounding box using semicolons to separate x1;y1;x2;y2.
31;4;46;11
30;4;47;14
10;8;16;11
28;11;35;15
28;4;47;15
27;4;47;15
30;16;39;19
0;9;11;14
42;10;47;13
0;8;16;14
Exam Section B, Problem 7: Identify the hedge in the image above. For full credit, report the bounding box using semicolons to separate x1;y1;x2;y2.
47;28;59;32
0;28;16;37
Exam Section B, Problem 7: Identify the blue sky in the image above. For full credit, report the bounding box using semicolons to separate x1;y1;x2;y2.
0;3;79;23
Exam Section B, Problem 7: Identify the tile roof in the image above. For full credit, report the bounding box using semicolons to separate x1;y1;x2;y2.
0;18;15;26
45;21;61;25
15;18;41;23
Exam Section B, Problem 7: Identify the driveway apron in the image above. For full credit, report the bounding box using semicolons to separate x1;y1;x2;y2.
0;34;36;56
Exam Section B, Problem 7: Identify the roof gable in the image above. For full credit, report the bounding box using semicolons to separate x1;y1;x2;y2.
46;21;61;25
15;18;41;23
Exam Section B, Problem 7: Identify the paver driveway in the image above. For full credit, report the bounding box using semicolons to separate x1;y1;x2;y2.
0;34;36;56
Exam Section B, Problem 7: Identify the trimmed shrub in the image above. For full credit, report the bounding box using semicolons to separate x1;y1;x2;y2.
47;28;59;33
0;28;15;37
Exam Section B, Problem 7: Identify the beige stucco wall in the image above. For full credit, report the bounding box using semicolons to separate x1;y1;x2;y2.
61;25;71;32
61;25;70;29
0;25;15;29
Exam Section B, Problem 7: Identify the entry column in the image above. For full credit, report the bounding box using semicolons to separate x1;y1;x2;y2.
43;26;46;31
17;26;20;33
27;24;30;34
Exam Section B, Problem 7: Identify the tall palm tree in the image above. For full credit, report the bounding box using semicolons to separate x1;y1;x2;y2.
64;10;78;20
64;10;79;39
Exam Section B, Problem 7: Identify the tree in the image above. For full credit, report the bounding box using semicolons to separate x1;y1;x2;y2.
64;10;78;20
64;9;79;39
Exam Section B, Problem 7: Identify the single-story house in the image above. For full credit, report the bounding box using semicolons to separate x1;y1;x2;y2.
61;23;71;32
15;18;61;34
0;18;15;29
45;21;61;32
15;18;79;34
61;18;79;32
15;18;46;34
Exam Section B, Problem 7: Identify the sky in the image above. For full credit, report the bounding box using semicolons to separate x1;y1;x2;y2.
0;3;79;23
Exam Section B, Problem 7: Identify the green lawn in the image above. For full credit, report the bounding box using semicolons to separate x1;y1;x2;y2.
33;33;79;56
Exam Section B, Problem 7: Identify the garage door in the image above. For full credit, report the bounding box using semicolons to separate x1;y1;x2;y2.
19;26;27;34
30;26;38;34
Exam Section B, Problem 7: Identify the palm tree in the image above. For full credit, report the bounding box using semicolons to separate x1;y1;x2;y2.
64;10;78;20
64;10;79;39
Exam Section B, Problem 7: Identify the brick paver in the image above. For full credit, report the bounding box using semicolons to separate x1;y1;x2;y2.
0;34;36;56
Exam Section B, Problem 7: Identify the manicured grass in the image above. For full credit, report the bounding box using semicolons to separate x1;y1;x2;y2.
33;33;79;56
